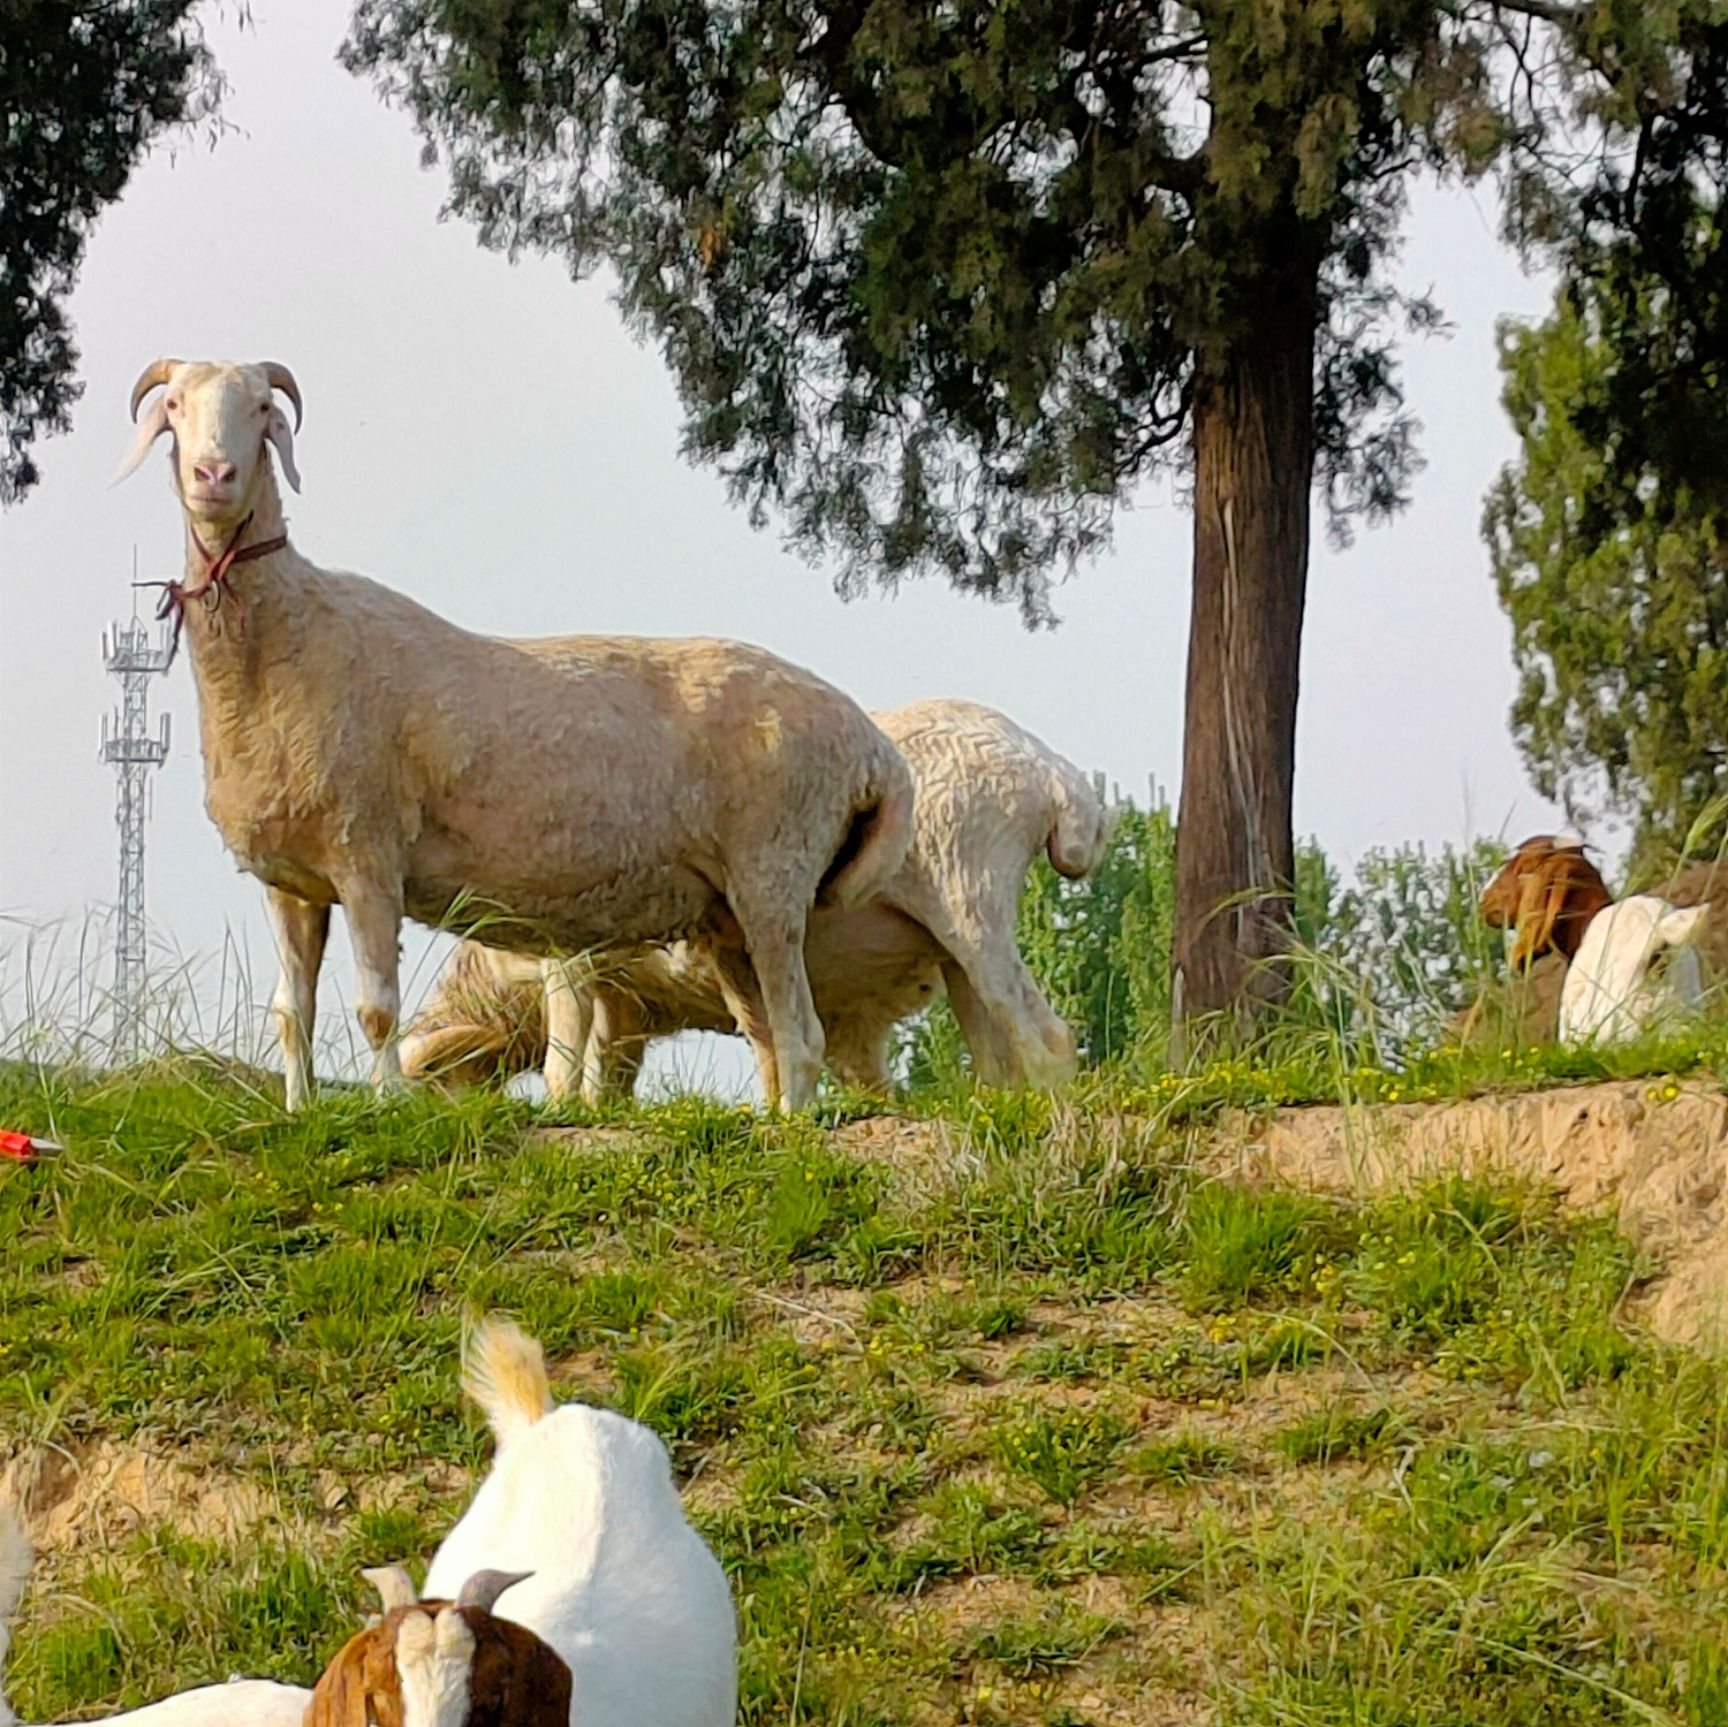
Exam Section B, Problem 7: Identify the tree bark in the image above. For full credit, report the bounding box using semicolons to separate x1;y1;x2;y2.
1171;285;1318;1051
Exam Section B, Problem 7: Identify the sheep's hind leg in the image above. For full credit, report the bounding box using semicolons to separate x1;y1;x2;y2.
268;889;330;1110
941;948;1077;1090
342;888;405;1093
708;942;783;1106
724;903;824;1110
542;956;596;1103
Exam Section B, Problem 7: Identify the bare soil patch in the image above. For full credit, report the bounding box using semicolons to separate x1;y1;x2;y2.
1213;1078;1728;1346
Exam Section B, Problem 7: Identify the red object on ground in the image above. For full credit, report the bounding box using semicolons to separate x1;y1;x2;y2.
0;1130;59;1164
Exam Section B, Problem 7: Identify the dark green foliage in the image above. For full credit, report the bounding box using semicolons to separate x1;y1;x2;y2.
337;0;1519;608
0;2;228;503
1488;299;1728;857
1485;7;1726;858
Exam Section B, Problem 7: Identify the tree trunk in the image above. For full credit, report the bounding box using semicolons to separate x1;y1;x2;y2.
1171;288;1318;1051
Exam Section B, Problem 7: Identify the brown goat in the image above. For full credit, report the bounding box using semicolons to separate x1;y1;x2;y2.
1478;834;1613;972
306;1570;571;1727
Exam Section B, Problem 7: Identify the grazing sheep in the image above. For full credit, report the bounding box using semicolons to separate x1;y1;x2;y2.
116;359;912;1109
401;699;1110;1098
1558;894;1711;1044
1461;834;1715;1046
1449;834;1612;1050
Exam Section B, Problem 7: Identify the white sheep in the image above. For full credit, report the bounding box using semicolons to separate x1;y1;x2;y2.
116;359;913;1110
1557;893;1711;1045
400;698;1111;1098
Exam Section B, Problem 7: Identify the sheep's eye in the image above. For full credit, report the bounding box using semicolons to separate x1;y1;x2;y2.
166;398;179;410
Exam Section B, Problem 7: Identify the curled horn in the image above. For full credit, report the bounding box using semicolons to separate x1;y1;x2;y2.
129;359;179;421
455;1568;533;1612
261;362;303;431
362;1564;420;1612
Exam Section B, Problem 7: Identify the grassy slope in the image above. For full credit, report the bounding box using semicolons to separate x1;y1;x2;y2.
3;1063;1728;1726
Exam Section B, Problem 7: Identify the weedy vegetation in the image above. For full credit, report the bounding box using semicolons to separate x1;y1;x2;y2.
2;1054;1727;1727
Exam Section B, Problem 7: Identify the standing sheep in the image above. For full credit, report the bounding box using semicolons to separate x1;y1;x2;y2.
116;359;912;1109
400;699;1111;1098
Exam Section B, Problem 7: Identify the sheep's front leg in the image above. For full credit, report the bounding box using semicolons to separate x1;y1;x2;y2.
268;889;330;1110
542;956;596;1102
342;888;405;1093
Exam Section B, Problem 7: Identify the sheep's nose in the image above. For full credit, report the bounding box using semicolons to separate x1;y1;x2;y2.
194;459;237;486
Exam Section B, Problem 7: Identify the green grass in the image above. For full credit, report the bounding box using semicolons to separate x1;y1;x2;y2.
2;1058;1726;1726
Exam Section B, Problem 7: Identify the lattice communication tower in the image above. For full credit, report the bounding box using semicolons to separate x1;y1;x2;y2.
100;599;173;1062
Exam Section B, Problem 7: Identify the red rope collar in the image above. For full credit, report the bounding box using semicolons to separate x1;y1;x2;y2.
135;513;288;665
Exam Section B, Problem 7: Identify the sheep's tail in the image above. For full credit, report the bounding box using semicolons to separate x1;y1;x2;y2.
819;746;915;912
461;1317;554;1449
1047;766;1114;881
0;1499;31;1727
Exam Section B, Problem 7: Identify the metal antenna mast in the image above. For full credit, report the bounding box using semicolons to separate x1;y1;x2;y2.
100;557;173;1062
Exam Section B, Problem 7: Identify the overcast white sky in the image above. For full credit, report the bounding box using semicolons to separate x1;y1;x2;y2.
0;2;1569;1083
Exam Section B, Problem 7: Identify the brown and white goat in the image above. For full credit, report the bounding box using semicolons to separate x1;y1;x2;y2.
308;1569;570;1727
1477;834;1613;972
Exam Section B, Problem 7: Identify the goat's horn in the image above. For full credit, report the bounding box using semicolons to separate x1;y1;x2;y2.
362;1565;420;1612
261;362;303;431
129;360;178;422
455;1568;533;1612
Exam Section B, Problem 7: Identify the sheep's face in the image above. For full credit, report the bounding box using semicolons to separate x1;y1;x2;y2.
307;1572;571;1727
117;359;302;526
1558;895;1710;1045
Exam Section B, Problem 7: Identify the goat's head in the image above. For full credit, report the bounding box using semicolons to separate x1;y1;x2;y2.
1479;833;1612;970
307;1567;571;1727
117;359;304;527
1558;894;1711;1046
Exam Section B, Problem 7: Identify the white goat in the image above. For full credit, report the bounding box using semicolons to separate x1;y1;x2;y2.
116;359;912;1110
1558;893;1711;1045
0;1321;732;1727
401;698;1111;1097
414;1318;736;1727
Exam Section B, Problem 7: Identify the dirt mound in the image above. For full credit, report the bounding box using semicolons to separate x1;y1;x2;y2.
1214;1078;1728;1347
0;1440;271;1553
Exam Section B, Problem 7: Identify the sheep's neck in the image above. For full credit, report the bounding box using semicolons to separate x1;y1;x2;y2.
176;477;294;714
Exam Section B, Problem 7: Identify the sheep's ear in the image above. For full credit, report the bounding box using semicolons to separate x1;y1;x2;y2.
265;405;301;493
1511;855;1572;970
455;1568;533;1612
305;1629;374;1727
113;396;171;485
1659;904;1710;947
362;1564;419;1612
